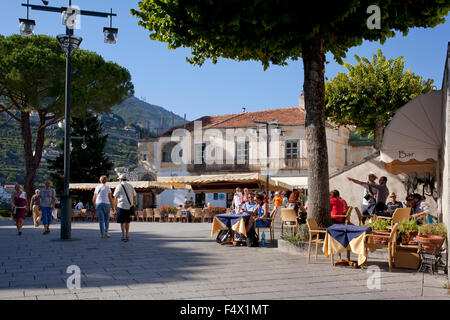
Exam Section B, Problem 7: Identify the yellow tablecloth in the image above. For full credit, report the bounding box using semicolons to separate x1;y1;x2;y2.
323;230;375;266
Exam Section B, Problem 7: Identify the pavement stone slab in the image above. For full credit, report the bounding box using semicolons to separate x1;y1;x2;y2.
0;219;449;300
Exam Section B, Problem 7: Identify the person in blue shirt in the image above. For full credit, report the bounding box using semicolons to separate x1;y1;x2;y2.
246;194;271;233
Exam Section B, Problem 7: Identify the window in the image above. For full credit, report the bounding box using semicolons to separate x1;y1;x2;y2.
194;143;206;164
161;142;178;163
213;193;219;200
235;140;249;163
285;140;299;159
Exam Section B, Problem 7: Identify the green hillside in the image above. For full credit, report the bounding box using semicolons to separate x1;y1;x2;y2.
0;97;184;187
112;97;185;136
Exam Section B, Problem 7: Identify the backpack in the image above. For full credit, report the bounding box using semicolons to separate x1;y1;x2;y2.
245;228;259;247
216;230;232;244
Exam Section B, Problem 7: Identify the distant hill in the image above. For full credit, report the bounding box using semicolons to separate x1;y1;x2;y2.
0;97;185;186
111;97;185;136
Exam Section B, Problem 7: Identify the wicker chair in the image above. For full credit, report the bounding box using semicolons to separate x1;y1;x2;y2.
306;218;327;263
137;210;145;222
153;208;162;222
168;211;176;222
281;208;298;235
72;209;80;222
175;209;183;222
255;207;278;243
202;209;214;223
145;208;154;222
192;208;203;222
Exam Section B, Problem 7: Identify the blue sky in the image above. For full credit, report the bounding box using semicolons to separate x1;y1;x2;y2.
1;1;449;121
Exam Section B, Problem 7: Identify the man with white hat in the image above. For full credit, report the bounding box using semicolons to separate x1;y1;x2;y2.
113;173;137;242
347;172;378;216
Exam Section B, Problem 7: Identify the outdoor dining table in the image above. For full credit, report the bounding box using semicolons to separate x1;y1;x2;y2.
210;213;251;245
323;224;375;267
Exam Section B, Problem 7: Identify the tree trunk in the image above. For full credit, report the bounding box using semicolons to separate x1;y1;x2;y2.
302;34;332;228
373;116;385;150
20;112;46;211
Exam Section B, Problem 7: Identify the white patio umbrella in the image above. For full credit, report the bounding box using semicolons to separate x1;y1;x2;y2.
380;90;443;174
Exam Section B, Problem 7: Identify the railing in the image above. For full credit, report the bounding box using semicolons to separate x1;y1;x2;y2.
283;158;308;170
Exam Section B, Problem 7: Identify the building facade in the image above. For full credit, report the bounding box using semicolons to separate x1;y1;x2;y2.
138;97;373;207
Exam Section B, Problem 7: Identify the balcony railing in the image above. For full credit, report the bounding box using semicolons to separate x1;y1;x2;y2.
283;158;308;170
185;158;308;172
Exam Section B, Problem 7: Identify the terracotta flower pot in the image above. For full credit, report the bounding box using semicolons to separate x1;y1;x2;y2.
401;231;419;245
373;230;389;244
416;235;445;255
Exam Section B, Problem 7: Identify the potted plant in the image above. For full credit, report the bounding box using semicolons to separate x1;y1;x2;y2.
160;205;177;215
398;219;419;245
416;222;447;255
365;219;391;244
210;207;226;215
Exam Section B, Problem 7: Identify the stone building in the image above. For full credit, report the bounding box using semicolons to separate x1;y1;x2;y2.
138;95;373;208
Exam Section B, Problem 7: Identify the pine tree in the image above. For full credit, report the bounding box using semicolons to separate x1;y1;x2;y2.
48;114;113;195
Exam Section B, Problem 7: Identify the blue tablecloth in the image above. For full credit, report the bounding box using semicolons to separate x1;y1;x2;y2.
324;224;373;266
215;213;251;227
211;213;251;238
326;224;372;249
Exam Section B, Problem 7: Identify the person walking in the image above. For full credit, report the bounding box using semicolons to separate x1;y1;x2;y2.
114;174;136;242
31;189;41;227
11;185;27;235
40;180;56;235
92;175;114;239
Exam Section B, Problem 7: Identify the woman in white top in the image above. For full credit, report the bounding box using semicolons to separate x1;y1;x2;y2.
232;187;243;213
92;175;114;238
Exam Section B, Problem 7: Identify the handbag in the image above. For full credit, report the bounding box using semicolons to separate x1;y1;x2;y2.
364;185;375;201
120;183;136;215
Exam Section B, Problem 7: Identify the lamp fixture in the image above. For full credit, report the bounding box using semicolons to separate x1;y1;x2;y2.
57;34;83;57
19;0;35;36
103;8;118;44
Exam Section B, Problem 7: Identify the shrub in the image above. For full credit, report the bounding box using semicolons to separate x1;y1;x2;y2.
281;223;309;244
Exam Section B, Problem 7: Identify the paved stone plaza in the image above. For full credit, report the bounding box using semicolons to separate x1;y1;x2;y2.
0;218;449;300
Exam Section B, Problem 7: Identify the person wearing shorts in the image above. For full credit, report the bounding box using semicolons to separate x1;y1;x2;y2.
40;180;56;235
113;174;136;242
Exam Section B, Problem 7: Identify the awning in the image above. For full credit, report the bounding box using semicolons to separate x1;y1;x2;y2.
69;181;174;191
271;176;307;189
157;172;292;193
380;91;442;174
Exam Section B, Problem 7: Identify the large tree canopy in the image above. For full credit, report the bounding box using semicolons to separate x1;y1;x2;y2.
131;1;448;68
132;0;449;226
325;49;434;150
0;34;134;207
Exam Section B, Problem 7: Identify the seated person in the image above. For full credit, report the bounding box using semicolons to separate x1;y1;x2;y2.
386;192;403;215
372;202;391;217
330;190;344;224
204;202;212;210
410;193;433;224
246;194;271;233
241;193;257;215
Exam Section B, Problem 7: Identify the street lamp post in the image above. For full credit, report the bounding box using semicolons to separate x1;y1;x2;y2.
253;120;278;197
19;1;118;240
